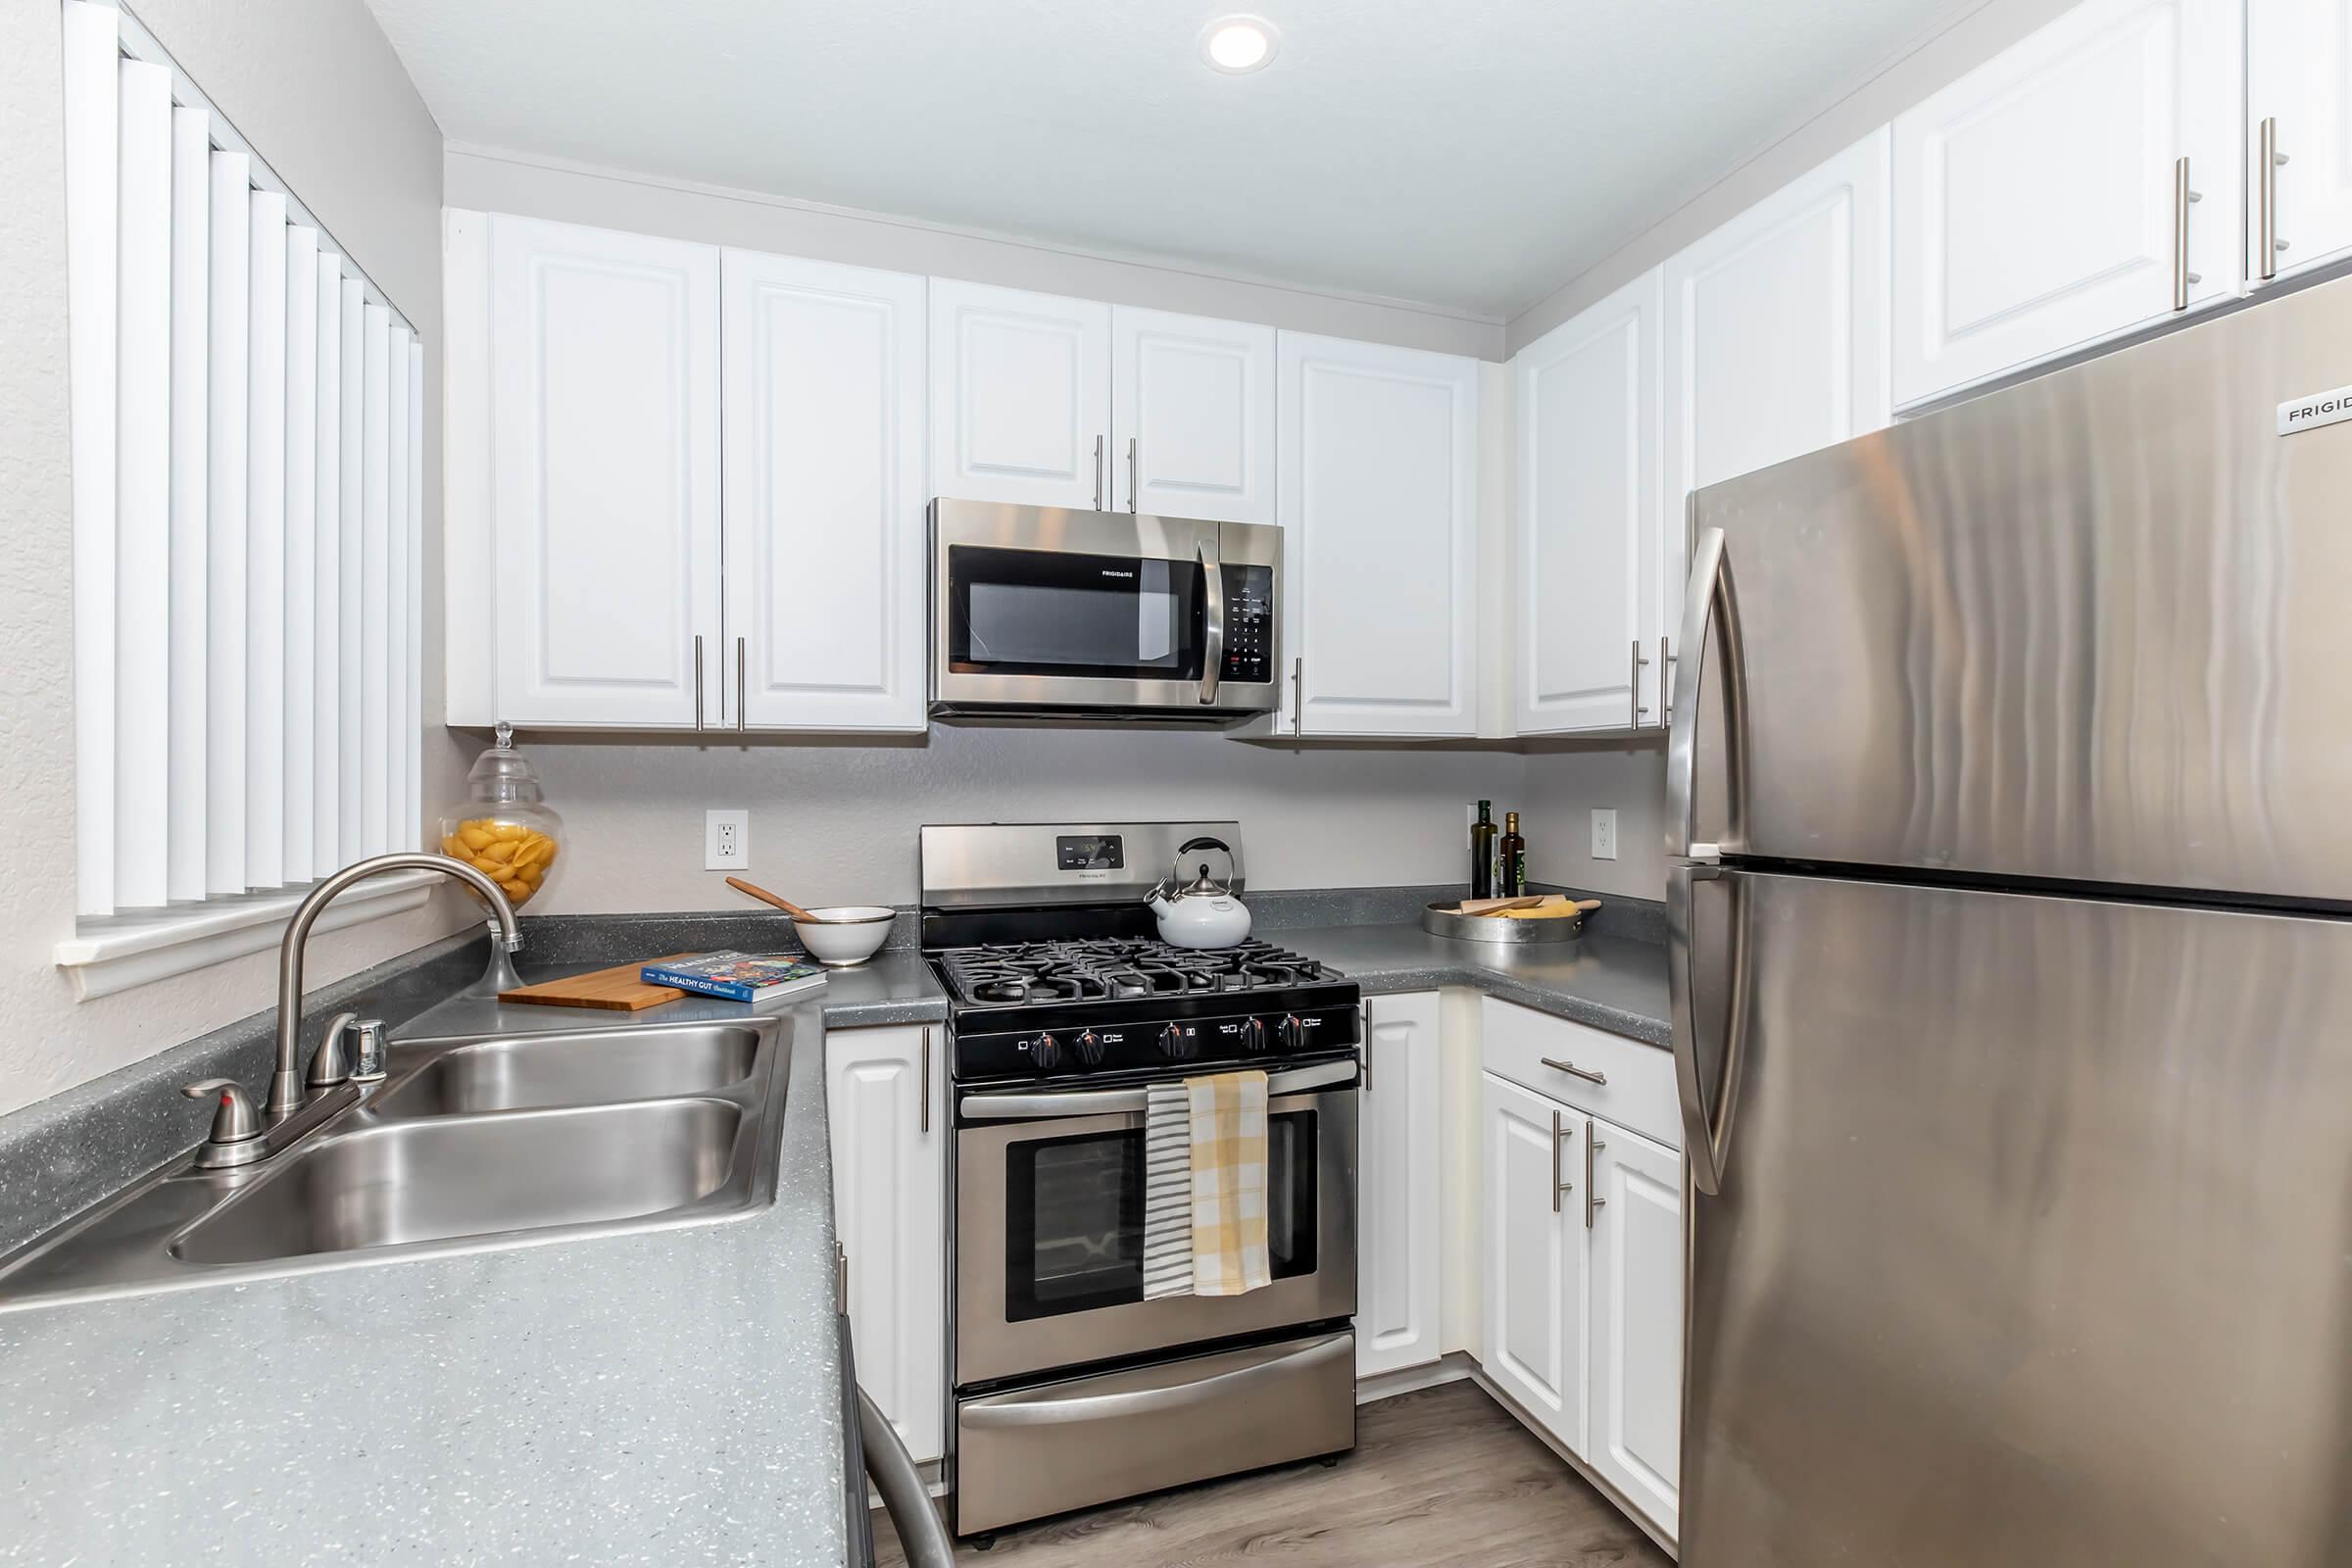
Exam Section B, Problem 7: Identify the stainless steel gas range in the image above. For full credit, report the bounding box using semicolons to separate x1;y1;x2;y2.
920;822;1361;1540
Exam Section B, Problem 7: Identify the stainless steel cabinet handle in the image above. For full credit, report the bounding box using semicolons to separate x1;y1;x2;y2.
2172;157;2203;312
1542;1056;1606;1086
1550;1110;1572;1213
1093;434;1104;510
1198;541;1225;706
693;634;706;731
919;1026;932;1134
1585;1117;1605;1230
1658;635;1673;729
1629;639;1652;727
1291;656;1303;737
1358;1001;1370;1093
735;636;748;732
1668;526;1746;861
1127;436;1139;514
2260;119;2289;281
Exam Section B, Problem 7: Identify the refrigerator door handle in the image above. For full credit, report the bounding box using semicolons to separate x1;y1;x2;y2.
1667;524;1745;863
1669;860;1743;1197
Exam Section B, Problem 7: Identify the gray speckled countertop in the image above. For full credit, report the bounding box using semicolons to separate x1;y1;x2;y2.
399;949;952;1040
0;1000;850;1568
1281;924;1671;1048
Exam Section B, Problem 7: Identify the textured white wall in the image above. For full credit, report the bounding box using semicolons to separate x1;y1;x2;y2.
0;0;460;1119
514;729;1535;912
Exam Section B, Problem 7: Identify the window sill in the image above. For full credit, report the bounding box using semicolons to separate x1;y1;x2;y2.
54;868;441;1001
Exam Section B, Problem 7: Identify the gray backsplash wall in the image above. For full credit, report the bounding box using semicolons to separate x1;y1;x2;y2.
1521;739;1671;901
507;727;1544;913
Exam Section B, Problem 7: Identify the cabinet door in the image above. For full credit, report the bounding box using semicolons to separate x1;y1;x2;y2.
1890;0;2242;406
1665;131;1890;648
827;1023;948;1463
1513;270;1663;736
1356;990;1443;1378
1586;1115;1684;1542
489;215;720;725
1481;1072;1586;1453
721;251;927;732
2250;0;2352;282
1278;332;1479;737
929;278;1110;510
1109;306;1276;521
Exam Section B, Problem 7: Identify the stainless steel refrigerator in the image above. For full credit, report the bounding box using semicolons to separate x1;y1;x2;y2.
1666;273;2352;1566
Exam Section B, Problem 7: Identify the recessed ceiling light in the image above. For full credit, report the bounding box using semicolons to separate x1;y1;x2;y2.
1200;16;1279;74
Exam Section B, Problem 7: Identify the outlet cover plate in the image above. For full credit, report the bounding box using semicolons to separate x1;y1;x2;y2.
1591;808;1618;861
706;809;750;871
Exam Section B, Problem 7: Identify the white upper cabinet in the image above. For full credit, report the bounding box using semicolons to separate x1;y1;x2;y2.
1356;990;1444;1379
1278;332;1480;737
2250;0;2352;283
1665;130;1890;629
1585;1116;1685;1541
1109;306;1276;521
1890;0;2243;407
1514;270;1664;736
489;215;720;727
929;278;1111;510
721;251;927;732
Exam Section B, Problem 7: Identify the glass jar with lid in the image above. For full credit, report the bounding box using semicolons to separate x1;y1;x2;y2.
436;722;564;910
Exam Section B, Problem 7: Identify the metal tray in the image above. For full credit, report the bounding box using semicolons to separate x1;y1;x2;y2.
1421;901;1588;946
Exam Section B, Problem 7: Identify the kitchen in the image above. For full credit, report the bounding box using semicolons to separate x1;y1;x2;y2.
4;0;2350;1562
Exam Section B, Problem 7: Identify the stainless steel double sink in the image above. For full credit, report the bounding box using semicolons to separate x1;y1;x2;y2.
0;1017;791;1310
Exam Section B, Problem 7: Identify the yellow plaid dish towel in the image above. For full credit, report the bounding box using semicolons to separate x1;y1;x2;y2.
1185;1068;1271;1297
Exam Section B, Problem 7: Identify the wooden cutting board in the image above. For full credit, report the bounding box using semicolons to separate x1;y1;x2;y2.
498;955;700;1011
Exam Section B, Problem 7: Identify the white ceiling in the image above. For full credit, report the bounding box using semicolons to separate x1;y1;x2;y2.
368;0;1971;318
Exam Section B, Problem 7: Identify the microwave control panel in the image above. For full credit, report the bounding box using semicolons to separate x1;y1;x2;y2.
1220;564;1275;684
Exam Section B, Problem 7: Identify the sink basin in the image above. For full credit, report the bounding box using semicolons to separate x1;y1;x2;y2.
0;1014;790;1310
172;1099;744;1265
370;1022;760;1117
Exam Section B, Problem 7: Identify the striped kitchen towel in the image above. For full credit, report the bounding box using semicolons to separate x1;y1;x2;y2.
1142;1080;1196;1299
1186;1069;1271;1297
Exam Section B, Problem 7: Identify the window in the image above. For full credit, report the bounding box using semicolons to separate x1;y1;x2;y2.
54;1;429;998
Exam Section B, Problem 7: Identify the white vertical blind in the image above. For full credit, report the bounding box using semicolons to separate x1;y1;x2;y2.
314;249;343;873
337;278;365;866
166;104;209;905
282;223;318;885
64;2;118;918
114;56;172;911
361;303;391;858
406;338;426;853
61;2;430;946
244;190;287;892
204;148;249;898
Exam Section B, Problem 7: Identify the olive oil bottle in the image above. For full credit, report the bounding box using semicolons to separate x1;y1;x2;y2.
1470;801;1497;900
1501;810;1527;896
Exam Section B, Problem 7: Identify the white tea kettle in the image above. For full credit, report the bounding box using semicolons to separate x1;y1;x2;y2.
1146;836;1252;950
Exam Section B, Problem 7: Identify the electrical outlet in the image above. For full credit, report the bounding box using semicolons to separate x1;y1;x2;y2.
706;809;750;870
1591;808;1618;862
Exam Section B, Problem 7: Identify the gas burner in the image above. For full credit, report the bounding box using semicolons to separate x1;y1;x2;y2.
934;937;1345;1009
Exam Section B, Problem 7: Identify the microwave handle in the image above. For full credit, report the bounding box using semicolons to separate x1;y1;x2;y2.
959;1057;1354;1120
1198;541;1225;707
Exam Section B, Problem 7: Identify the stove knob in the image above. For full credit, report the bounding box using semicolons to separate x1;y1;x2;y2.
1074;1029;1105;1068
1240;1017;1269;1054
1278;1014;1305;1051
1159;1023;1198;1061
1028;1032;1062;1071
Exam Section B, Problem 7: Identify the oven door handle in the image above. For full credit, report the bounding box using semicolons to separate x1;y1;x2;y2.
957;1057;1356;1120
958;1333;1352;1429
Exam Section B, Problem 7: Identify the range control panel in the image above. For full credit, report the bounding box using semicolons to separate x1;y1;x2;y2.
1219;564;1275;685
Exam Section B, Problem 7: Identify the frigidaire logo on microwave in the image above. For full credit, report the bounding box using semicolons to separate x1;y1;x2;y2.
2278;384;2352;436
1100;568;1135;578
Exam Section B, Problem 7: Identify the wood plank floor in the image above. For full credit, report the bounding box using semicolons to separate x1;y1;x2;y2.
873;1380;1673;1567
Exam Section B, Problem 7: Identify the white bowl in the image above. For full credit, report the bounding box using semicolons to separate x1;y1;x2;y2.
792;906;895;967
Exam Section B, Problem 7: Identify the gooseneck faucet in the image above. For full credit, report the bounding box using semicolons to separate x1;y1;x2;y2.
267;853;524;1121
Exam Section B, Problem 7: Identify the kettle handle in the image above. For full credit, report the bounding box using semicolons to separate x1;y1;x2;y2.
1155;836;1238;900
1175;836;1231;859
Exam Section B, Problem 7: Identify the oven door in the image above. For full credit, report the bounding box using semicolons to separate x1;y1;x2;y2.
955;1057;1358;1388
929;501;1280;716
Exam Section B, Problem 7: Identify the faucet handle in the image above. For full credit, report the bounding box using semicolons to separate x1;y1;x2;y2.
181;1079;263;1152
351;1018;388;1083
307;1010;361;1091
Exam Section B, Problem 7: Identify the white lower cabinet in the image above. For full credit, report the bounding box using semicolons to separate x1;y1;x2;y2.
1585;1117;1685;1540
826;1023;947;1463
1481;1071;1587;1449
1355;990;1442;1378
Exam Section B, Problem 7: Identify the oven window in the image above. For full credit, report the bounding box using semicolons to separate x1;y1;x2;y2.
1004;1110;1319;1322
948;546;1203;681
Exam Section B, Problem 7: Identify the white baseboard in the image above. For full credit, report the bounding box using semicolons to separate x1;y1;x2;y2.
1355;1350;1476;1404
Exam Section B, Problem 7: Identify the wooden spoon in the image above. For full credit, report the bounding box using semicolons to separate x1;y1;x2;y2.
726;876;829;923
1457;895;1546;916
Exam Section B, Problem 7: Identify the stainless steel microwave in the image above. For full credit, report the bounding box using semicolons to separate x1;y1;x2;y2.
928;500;1282;723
